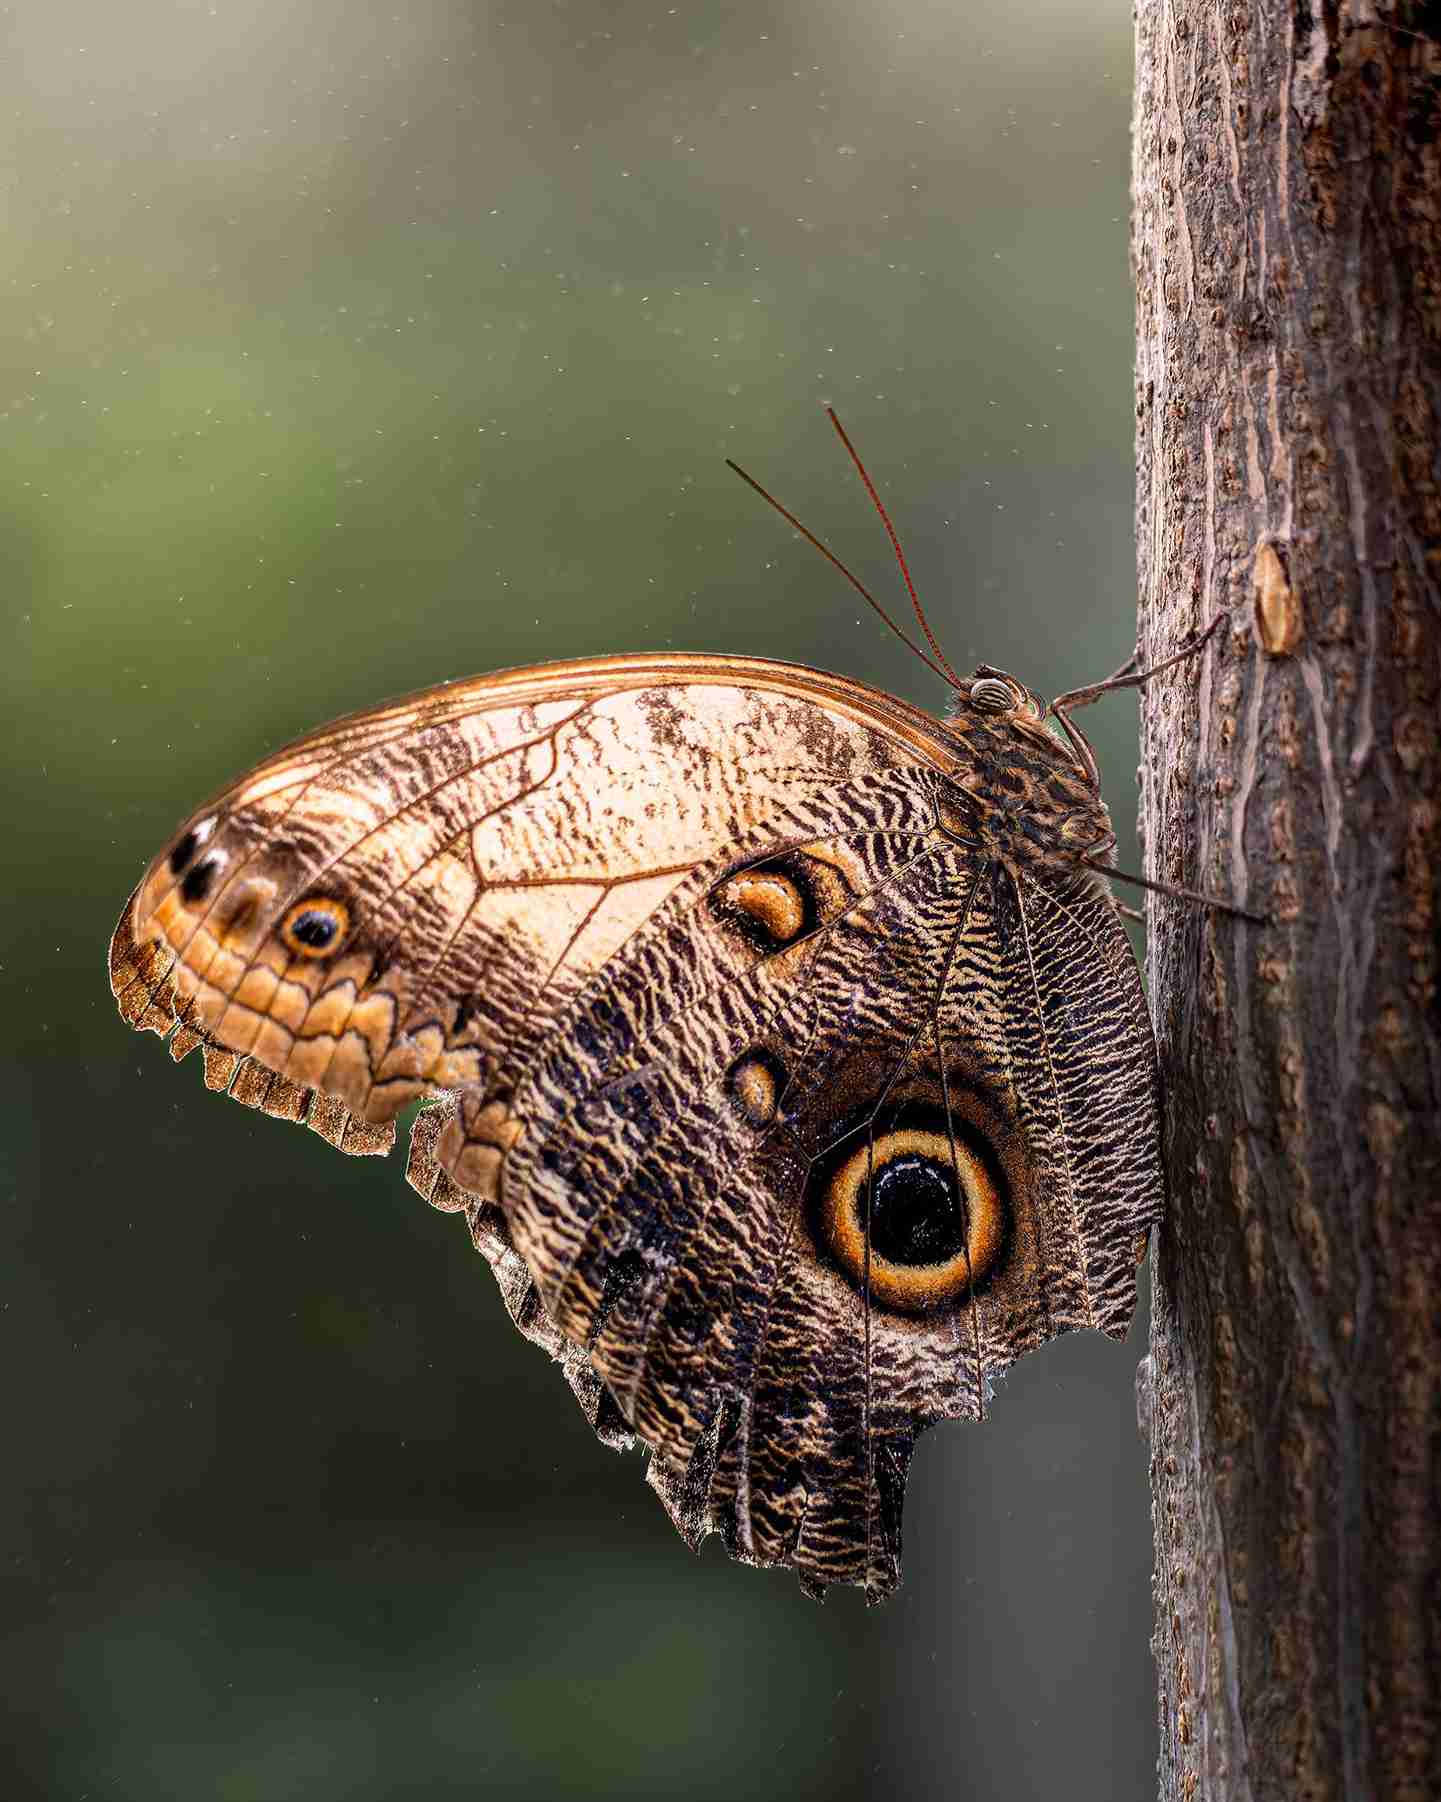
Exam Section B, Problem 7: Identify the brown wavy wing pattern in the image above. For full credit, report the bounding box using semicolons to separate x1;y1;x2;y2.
490;777;974;1596
1004;867;1166;1334
930;864;1070;1372
458;768;1159;1598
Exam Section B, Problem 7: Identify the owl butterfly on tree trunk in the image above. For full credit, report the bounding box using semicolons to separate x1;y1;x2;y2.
110;411;1229;1601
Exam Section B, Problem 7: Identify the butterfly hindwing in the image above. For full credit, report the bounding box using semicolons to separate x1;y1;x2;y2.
495;780;965;1594
1002;867;1166;1333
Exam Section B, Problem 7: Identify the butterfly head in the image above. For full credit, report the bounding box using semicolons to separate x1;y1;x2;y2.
948;664;1083;767
961;665;1046;720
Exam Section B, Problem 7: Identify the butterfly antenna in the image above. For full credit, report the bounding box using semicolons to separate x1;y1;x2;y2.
825;407;968;691
725;458;955;687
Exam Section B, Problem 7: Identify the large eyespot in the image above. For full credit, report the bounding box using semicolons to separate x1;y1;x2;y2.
969;676;1018;714
810;1117;1007;1314
278;896;350;959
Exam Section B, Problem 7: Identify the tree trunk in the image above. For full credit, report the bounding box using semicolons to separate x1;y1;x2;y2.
1132;5;1441;1799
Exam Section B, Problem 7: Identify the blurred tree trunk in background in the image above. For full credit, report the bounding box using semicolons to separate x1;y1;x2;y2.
1132;4;1440;1799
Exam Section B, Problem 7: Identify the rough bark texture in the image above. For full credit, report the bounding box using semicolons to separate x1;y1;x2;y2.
1132;5;1441;1800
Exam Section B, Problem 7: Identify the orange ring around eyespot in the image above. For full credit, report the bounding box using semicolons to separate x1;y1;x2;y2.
278;895;350;960
817;1127;1004;1314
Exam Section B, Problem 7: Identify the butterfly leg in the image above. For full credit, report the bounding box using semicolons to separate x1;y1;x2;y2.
1078;854;1268;924
1048;612;1225;718
1044;619;1266;922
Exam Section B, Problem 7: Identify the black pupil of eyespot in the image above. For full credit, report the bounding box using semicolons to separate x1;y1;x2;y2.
179;859;219;906
866;1154;965;1266
289;908;338;949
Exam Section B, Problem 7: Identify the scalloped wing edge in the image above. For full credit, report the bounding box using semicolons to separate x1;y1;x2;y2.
405;1100;634;1453
108;896;394;1157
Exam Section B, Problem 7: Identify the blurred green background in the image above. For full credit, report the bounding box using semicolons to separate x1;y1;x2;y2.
4;3;1155;1798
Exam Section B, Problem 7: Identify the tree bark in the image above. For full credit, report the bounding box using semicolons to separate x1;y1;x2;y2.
1132;5;1441;1799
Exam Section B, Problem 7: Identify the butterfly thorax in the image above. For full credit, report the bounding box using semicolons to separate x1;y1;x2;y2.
939;682;1116;874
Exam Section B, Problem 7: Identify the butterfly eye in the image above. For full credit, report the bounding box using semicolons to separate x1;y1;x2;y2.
278;896;350;959
969;677;1017;714
813;1123;1006;1314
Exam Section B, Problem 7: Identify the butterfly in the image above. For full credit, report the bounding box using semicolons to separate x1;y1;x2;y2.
109;413;1206;1600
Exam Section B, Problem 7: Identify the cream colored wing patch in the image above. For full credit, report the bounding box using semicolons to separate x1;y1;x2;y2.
113;655;960;1139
